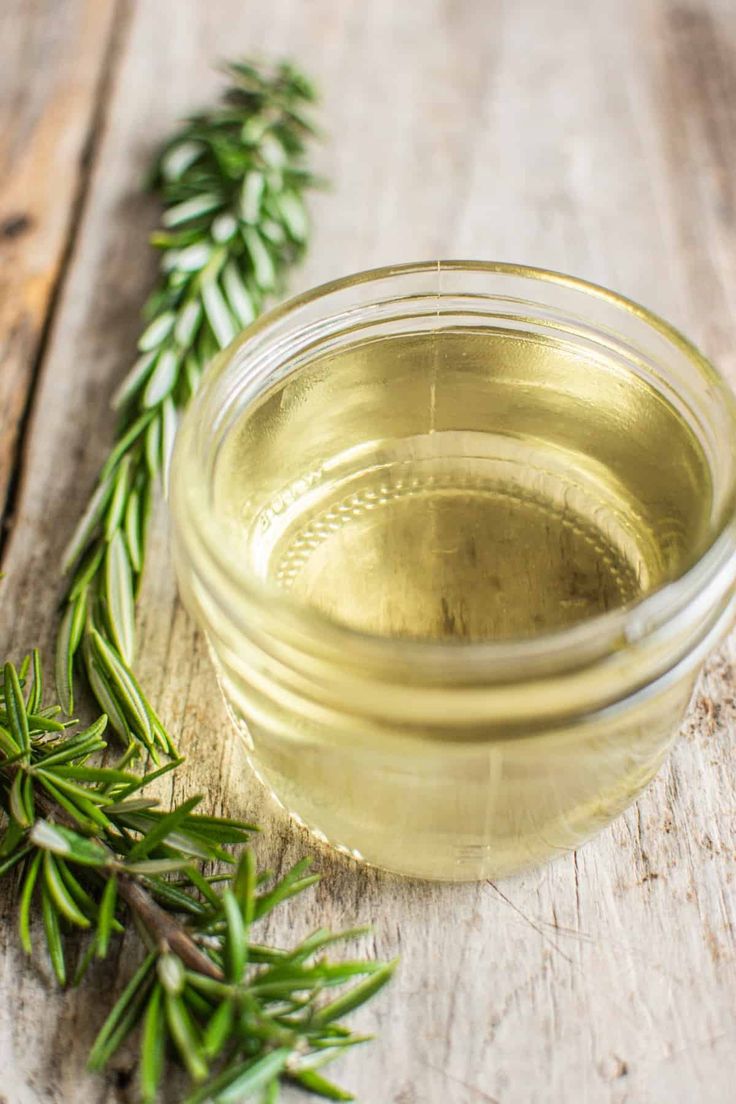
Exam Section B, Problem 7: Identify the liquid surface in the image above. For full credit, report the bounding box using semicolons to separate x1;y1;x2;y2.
214;329;712;641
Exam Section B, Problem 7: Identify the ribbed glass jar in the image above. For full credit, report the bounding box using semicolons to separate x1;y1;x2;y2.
170;262;736;881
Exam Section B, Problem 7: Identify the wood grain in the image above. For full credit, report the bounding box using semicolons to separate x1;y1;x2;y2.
1;1;736;1102
0;0;123;544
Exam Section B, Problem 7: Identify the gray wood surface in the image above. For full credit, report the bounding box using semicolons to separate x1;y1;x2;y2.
1;1;735;1102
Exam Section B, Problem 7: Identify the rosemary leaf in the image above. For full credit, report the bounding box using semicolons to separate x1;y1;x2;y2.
88;954;157;1071
89;631;155;749
158;952;186;996
124;488;142;573
104;456;131;539
30;820;110;866
174;298;203;346
27;649;43;715
222;888;247;983
37;716;108;767
140;985;166;1103
4;662;30;753
57;858;97;916
96;875;118;958
83;650;132;744
18;851;42;953
165;991;209;1082
202;996;235;1061
143;347;179;407
126;794;202;861
288;1069;355;1101
311;961;398;1027
160;396;178;498
125;858;193;876
42;852;90;928
61;474;115;573
111;349;158;410
222;260;256;327
185;1048;292;1104
41;879;67;985
9;771;32;827
104;531;136;665
139;309;177;350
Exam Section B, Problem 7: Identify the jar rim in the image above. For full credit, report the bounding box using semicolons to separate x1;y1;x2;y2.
171;259;736;683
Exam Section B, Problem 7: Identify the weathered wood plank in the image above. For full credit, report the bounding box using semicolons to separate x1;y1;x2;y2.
0;0;122;542
1;1;736;1102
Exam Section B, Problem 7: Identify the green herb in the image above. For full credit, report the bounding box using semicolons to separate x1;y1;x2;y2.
0;57;394;1099
0;653;396;1101
56;59;318;758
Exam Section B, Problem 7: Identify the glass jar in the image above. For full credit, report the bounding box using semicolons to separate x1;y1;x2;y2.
170;262;736;881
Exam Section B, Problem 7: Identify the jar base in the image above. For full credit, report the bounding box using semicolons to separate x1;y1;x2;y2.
227;705;671;882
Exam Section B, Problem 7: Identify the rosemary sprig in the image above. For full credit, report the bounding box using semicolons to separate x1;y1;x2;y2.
1;653;395;1102
17;58;394;1099
56;60;317;758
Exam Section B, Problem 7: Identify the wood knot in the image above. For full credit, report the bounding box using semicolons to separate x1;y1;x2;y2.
112;1067;134;1091
598;1055;629;1081
1;212;33;239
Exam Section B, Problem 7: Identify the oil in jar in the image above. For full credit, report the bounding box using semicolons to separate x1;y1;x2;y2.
213;328;712;642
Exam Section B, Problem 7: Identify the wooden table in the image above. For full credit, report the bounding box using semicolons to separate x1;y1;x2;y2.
2;2;735;1101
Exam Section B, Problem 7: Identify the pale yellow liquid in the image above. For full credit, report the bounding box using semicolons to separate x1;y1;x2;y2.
217;329;710;631
210;329;711;877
